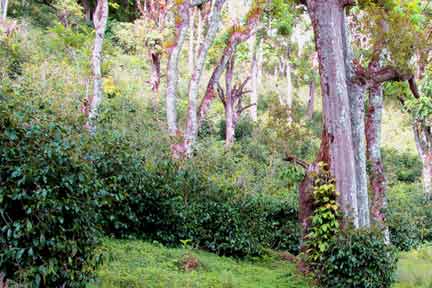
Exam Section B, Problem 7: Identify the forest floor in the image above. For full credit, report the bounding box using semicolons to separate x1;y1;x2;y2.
89;240;432;288
88;240;313;288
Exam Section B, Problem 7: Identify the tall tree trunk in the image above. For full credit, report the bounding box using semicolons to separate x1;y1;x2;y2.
87;0;108;133
188;8;196;73
342;11;369;228
1;0;7;20
81;0;92;22
178;0;226;156
307;81;315;119
413;119;432;199
195;8;203;58
150;52;161;110
0;0;8;20
306;0;359;227
249;36;259;121
166;2;189;135
225;57;236;147
285;58;293;123
366;84;389;239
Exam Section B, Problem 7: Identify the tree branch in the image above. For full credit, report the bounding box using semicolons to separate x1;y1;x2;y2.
238;103;256;114
283;154;310;170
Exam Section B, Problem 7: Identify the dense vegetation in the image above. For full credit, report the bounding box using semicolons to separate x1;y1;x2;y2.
0;0;431;287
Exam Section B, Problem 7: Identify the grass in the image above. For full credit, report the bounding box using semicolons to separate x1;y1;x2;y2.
89;240;312;288
395;245;432;288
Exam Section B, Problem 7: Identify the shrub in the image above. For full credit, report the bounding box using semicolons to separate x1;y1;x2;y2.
387;183;432;250
217;117;254;141
92;135;300;257
315;229;398;288
0;110;101;287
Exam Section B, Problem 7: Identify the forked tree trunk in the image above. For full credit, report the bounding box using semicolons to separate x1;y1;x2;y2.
87;0;108;133
342;12;369;228
166;2;189;135
198;11;260;127
177;0;226;156
413;119;432;200
306;0;359;226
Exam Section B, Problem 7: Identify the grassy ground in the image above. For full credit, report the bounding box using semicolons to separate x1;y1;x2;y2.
89;240;312;288
90;240;432;288
395;245;432;288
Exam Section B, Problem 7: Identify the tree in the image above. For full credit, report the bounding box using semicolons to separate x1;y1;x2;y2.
302;0;360;227
197;6;262;135
217;55;254;146
170;0;225;157
137;0;170;110
165;0;190;135
1;0;7;20
86;0;109;133
165;0;210;136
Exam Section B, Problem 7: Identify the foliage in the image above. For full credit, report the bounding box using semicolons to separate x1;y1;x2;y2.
395;245;432;288
387;182;432;251
382;148;422;184
303;164;340;263
217;116;254;141
314;228;398;288
92;136;301;256
0;105;101;287
90;239;312;288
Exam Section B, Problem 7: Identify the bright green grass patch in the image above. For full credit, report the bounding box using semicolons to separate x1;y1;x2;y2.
89;240;312;288
395;245;432;288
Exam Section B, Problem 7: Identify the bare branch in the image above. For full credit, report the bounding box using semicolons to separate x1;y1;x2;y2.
283;154;310;170
238;103;256;114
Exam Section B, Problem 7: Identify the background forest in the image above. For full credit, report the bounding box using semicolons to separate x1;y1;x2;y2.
0;0;432;287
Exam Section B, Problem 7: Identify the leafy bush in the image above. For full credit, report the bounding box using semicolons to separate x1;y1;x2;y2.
387;183;432;251
315;229;398;288
383;149;422;184
0;109;101;287
92;135;300;257
217;117;254;141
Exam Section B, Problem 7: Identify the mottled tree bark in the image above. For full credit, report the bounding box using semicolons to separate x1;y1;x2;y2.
366;83;390;239
342;11;369;228
306;0;359;227
285;57;293;123
1;0;8;20
188;7;196;73
225;57;236;146
413;120;432;200
87;0;108;133
173;0;226;156
249;36;259;121
166;1;189;135
307;81;315;120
